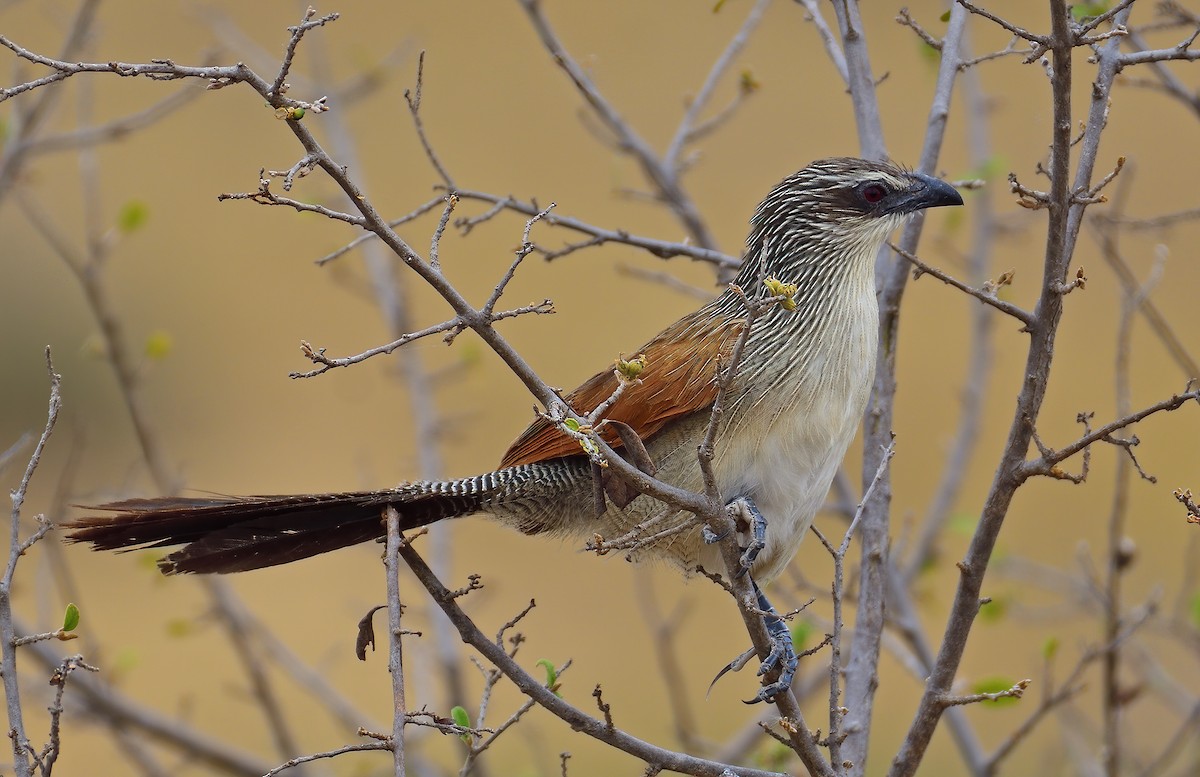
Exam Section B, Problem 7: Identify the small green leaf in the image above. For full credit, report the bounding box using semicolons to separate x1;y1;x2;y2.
979;596;1008;623
1042;636;1060;661
972;676;1021;706
969;153;1009;181
537;658;557;688
165;618;193;638
113;648;140;674
790;619;813;650
563;418;581;433
918;41;941;66
1072;2;1111;21
450;705;472;742
458;341;482;368
144;330;173;360
949;513;978;535
137;552;161;572
940;10;951;22
756;741;793;770
62;603;80;632
117;200;149;234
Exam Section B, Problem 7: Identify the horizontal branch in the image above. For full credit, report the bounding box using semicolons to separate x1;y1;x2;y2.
218;173;366;226
889;242;1035;326
289;317;463;378
261;741;389;777
0;37;252;100
940;679;1030;708
1023;387;1200;476
316;196;448;266
453;189;740;269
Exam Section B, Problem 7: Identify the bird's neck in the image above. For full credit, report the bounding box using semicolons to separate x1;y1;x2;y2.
715;239;882;416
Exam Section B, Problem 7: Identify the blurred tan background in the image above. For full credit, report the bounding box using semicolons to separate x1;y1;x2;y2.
1;1;1198;775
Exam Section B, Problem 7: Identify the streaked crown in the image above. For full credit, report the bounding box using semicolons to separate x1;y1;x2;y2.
740;157;962;282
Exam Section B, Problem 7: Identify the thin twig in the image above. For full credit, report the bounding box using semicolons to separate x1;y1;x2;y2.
398;542;788;777
2;348;61;777
515;0;718;249
385;507;408;777
890;242;1034;326
261;741;391;777
663;0;770;172
405;51;455;188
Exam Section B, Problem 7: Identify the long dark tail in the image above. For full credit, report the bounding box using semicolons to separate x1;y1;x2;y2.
65;486;483;575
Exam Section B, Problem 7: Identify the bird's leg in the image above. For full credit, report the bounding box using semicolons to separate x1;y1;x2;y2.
748;579;798;704
701;496;767;577
728;496;767;578
702;496;795;702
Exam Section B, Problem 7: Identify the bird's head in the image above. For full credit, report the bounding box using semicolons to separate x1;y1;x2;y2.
744;157;963;280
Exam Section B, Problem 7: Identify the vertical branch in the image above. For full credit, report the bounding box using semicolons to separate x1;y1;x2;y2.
1102;244;1164;777
0;0;100;204
841;5;969;774
515;0;718;250
662;0;771;173
889;4;1141;775
818;441;895;775
830;0;886;160
903;23;997;580
384;508;408;777
310;40;466;715
2;349;61;777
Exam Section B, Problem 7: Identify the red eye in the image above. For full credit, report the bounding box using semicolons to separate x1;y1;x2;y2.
861;183;887;204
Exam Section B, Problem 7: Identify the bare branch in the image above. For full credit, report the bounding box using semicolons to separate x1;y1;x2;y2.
384;507;408;776
218;171;366;226
1023;388;1200;477
397;542;789;777
891;242;1034;326
2;349;61;777
268;7;340;98
955;1;1049;45
289;317;464;378
261;741;391;777
515;0;717;249
453;190;739;269
405;51;456;188
315;195;447;266
796;0;848;83
663;0;769;173
940;679;1031;707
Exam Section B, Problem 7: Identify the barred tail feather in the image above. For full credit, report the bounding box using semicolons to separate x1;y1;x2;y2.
66;488;482;575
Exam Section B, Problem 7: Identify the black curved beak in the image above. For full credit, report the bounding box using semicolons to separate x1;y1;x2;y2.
887;171;964;215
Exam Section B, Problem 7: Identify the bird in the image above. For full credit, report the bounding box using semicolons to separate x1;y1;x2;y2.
65;157;962;702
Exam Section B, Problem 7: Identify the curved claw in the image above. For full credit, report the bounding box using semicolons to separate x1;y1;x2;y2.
701;524;728;545
706;646;756;698
744;581;799;704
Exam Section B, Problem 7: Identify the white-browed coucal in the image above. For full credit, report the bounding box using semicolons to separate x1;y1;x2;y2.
66;157;962;702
